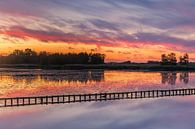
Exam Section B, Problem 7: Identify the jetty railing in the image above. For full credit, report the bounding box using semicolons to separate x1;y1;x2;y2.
1;88;195;108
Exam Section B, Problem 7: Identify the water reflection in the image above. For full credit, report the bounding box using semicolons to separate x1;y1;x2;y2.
161;72;189;85
0;70;194;98
180;72;189;84
9;71;191;85
11;70;104;83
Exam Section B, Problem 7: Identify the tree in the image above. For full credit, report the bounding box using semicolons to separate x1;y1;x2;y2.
89;53;105;64
0;48;105;65
161;54;168;65
167;53;177;65
161;53;177;65
179;53;189;65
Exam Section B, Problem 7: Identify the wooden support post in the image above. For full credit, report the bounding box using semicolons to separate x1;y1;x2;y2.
125;93;128;99
78;95;80;102
68;95;71;103
130;92;133;98
143;91;146;98
152;91;154;97
46;96;48;105
104;93;106;101
73;95;76;102
5;99;7;107
57;96;59;103
83;94;85;102
17;98;19;106
95;94;97;101
35;97;37;104
62;95;65;103
109;93;112;100
23;98;25;105
135;92;137;99
11;98;13;106
88;94;91;102
148;91;150;98
40;97;43;104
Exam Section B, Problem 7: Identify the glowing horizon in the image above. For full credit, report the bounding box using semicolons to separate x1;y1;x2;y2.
0;0;195;62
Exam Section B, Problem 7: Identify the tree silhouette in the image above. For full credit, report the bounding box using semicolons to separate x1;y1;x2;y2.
179;53;189;65
168;53;177;65
161;54;169;65
161;53;177;65
0;49;105;65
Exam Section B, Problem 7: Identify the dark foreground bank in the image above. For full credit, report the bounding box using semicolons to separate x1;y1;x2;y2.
0;64;195;71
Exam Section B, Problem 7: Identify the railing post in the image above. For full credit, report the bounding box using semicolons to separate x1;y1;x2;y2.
17;98;19;106
62;95;65;103
5;99;7;107
23;98;25;106
73;95;76;102
68;95;71;102
28;98;30;105
95;94;97;101
11;98;13;106
46;96;48;105
109;93;112;100
40;97;43;104
148;91;150;98
35;97;37;104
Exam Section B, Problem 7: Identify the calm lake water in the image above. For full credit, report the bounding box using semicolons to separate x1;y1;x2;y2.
0;69;194;97
0;69;195;129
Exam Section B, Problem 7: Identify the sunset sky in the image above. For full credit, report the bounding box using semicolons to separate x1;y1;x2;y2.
0;0;195;62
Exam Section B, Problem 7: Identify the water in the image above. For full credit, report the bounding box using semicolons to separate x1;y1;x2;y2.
0;69;195;129
1;96;195;129
0;69;194;97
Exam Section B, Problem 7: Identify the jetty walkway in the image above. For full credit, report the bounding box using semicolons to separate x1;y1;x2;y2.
1;88;195;108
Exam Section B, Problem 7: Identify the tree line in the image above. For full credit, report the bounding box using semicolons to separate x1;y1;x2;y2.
0;49;105;65
161;53;189;65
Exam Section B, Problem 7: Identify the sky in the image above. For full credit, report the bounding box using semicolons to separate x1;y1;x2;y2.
0;0;195;62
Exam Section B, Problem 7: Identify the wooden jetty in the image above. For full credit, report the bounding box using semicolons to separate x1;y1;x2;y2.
1;88;195;108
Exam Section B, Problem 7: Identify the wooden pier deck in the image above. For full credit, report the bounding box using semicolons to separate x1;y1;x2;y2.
1;88;195;108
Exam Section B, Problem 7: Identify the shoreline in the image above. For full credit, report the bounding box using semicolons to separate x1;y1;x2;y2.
0;64;194;71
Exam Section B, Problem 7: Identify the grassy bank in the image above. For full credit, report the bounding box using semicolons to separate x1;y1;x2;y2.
0;64;195;71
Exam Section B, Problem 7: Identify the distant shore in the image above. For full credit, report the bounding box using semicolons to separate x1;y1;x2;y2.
0;64;195;71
